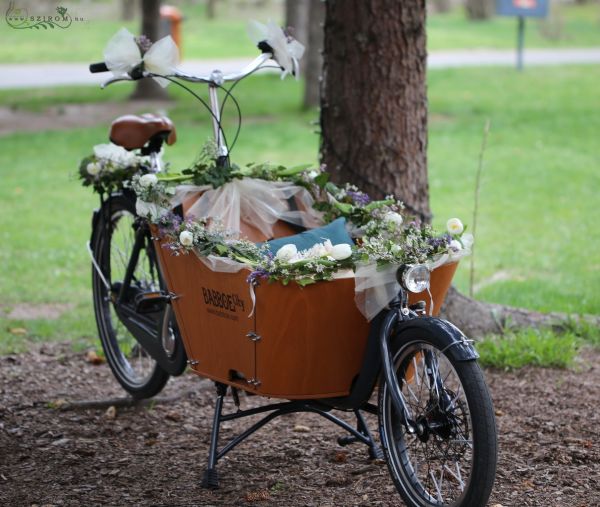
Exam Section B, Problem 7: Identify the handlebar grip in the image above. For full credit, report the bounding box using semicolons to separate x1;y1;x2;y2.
89;62;109;73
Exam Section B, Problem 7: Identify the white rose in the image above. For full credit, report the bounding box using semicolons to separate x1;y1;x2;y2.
461;233;474;251
447;218;464;235
384;212;403;227
275;244;298;262
449;239;462;252
179;230;194;247
139;173;158;188
86;162;101;176
331;243;352;260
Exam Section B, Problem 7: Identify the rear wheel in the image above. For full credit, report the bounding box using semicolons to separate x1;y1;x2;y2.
378;328;497;507
91;194;178;399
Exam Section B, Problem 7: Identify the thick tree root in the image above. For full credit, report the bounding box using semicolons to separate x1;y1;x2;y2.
440;286;600;338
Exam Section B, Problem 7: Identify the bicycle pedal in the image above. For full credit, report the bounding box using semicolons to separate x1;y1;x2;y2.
134;291;170;314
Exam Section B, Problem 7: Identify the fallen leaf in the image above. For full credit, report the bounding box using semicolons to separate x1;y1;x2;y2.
333;451;348;463
165;410;182;422
244;489;270;502
8;327;27;336
105;406;117;420
293;424;310;433
85;350;104;365
495;409;504;417
47;398;67;409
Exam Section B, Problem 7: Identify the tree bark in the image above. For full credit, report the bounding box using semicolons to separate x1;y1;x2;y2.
465;0;495;20
130;0;169;101
320;0;431;222
302;0;325;109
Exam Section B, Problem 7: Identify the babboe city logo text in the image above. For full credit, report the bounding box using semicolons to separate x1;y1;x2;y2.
5;2;85;30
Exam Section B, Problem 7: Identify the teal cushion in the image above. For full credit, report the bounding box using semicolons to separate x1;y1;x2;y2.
265;217;353;254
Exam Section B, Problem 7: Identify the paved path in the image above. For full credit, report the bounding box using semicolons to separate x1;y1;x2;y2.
1;48;599;89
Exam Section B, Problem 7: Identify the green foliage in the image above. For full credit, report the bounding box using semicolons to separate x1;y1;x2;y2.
477;328;580;369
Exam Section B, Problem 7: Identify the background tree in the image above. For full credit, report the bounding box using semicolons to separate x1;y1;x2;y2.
130;0;169;100
465;0;495;20
285;0;309;73
302;0;325;109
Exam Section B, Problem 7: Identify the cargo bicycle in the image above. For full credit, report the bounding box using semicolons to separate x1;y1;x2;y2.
84;26;498;507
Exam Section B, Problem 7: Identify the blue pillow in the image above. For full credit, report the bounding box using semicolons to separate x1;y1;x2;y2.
264;217;353;254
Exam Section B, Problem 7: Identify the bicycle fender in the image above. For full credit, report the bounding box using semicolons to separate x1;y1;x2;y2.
395;317;479;362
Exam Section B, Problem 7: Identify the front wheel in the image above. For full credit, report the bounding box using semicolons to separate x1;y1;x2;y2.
378;327;497;507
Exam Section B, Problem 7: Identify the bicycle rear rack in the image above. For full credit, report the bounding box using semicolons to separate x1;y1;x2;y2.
201;382;383;489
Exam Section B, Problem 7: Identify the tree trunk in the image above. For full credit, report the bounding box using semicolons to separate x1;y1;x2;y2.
122;0;136;21
285;0;310;74
432;0;452;14
206;0;217;19
302;0;325;109
320;0;430;222
465;0;495;20
130;0;169;101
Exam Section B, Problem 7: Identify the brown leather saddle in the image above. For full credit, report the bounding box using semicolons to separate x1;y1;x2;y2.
110;114;177;151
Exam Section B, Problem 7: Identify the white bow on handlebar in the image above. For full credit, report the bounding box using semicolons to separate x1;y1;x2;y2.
103;28;179;87
247;20;305;79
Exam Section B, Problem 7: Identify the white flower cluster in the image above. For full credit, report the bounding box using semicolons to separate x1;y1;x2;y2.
275;240;352;264
86;143;147;176
446;218;474;257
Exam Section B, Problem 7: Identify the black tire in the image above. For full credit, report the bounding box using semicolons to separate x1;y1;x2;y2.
378;327;497;507
91;194;174;399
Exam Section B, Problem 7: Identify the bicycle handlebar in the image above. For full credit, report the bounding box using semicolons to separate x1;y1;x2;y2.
89;49;275;88
89;62;109;73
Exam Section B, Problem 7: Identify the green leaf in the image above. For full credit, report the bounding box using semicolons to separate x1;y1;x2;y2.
296;278;316;287
314;172;329;188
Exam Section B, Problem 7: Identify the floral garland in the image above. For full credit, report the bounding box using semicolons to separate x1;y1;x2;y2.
79;143;152;194
132;163;472;287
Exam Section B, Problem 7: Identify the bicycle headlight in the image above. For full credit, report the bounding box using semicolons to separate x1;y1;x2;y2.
400;264;430;293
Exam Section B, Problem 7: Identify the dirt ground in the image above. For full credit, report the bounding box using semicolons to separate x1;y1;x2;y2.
0;342;598;507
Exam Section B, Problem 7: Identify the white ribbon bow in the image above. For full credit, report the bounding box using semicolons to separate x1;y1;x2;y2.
103;28;179;87
247;20;305;79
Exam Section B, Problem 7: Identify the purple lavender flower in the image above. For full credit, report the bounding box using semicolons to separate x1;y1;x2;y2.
247;269;269;285
135;35;153;54
347;190;371;206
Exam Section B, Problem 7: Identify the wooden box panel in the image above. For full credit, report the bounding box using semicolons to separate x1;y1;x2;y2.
254;277;370;399
154;243;257;388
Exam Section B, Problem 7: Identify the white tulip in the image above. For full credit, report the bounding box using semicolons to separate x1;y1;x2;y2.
139;173;158;188
384;212;403;227
446;218;464;235
179;230;194;247
275;244;298;262
86;162;101;176
331;243;352;260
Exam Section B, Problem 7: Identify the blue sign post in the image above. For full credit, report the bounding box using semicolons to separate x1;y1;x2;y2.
496;0;549;70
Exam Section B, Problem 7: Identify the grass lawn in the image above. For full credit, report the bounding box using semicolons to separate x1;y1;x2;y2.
0;3;599;63
0;65;598;353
